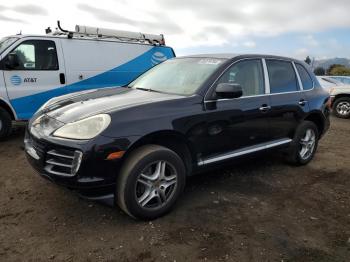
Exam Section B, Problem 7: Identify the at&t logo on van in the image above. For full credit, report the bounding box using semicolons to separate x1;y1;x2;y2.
151;52;167;66
11;75;22;86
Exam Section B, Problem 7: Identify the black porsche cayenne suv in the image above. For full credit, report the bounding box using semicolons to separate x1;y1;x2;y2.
25;54;330;220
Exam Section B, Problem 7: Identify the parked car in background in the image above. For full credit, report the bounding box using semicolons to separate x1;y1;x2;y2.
329;84;350;118
317;76;344;91
25;54;330;220
0;22;175;140
328;76;350;85
316;76;350;118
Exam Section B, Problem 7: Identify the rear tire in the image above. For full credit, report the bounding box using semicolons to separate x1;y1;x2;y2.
333;97;350;119
285;121;319;166
0;108;12;141
116;145;186;220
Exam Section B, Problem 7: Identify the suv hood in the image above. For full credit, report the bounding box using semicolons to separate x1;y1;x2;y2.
43;87;184;123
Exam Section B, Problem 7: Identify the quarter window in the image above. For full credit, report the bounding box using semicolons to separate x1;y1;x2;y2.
266;60;299;93
296;64;313;90
6;40;58;70
216;59;265;96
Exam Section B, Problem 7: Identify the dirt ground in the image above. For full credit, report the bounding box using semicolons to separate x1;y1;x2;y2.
0;116;349;262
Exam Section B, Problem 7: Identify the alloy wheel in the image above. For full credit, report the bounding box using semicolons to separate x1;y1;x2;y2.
135;160;178;209
299;128;316;160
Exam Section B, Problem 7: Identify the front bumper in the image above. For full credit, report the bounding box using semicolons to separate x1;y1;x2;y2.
24;129;137;203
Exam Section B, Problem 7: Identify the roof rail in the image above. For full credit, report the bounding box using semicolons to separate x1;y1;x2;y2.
49;21;165;46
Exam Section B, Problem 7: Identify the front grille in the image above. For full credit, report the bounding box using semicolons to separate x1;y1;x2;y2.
45;149;76;177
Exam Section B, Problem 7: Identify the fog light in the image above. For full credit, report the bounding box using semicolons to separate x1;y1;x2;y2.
71;151;83;175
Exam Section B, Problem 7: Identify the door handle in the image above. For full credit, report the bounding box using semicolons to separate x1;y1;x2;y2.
298;99;307;106
59;73;66;85
259;105;271;112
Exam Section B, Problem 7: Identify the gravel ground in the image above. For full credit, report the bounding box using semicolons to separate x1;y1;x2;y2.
0;116;349;262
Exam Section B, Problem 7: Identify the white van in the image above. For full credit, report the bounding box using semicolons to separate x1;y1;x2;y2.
0;23;175;139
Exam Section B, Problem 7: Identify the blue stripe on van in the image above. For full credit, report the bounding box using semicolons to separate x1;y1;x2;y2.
10;47;174;120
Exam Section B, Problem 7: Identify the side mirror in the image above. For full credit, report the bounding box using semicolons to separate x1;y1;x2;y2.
215;83;243;99
5;53;20;70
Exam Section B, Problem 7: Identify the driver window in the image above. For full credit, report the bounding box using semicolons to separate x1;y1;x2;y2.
217;59;265;97
7;40;58;71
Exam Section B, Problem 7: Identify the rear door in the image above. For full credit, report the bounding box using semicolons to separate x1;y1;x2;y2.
265;59;308;140
3;38;66;120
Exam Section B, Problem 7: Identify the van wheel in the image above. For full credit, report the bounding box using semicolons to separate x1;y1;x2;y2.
285;121;319;166
0;108;12;141
116;145;186;220
333;97;350;118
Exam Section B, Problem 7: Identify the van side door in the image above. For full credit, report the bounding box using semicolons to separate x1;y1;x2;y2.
2;38;66;120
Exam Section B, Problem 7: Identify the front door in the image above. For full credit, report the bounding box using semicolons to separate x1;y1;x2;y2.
3;39;66;120
198;59;272;161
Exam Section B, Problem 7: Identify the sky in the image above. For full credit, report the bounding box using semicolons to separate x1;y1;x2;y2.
0;0;350;59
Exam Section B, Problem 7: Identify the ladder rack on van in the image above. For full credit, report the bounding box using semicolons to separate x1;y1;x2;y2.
47;21;166;46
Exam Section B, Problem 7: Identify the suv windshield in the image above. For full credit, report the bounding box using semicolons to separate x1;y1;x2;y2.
0;37;18;55
129;57;226;95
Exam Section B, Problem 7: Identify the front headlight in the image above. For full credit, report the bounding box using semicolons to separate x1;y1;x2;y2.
53;114;111;140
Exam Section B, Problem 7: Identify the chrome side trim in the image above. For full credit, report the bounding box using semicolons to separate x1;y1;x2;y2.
292;62;304;91
198;138;292;166
204;58;316;104
262;58;270;94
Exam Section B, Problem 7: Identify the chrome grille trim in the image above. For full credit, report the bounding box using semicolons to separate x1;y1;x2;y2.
47;150;74;159
46;159;73;168
44;165;74;177
44;149;76;177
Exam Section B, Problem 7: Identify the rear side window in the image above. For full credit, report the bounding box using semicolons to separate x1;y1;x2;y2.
296;64;313;90
6;40;58;70
266;60;299;93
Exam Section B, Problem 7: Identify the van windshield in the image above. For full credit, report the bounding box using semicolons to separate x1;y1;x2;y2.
0;37;18;55
129;57;226;95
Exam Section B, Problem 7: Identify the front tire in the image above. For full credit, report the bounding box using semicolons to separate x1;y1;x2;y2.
0;108;12;141
116;145;186;220
333;97;350;119
285;121;319;165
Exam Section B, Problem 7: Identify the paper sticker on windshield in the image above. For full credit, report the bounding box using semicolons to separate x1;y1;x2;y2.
198;59;222;65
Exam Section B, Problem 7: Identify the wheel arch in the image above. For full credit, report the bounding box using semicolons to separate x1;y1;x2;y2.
124;130;197;175
333;93;350;106
0;98;16;120
303;112;325;137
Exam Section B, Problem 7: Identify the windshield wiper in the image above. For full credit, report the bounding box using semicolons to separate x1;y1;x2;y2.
135;87;161;93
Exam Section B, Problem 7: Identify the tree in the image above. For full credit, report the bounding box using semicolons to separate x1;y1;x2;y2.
314;67;325;76
304;56;311;65
326;64;344;75
329;66;350;76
